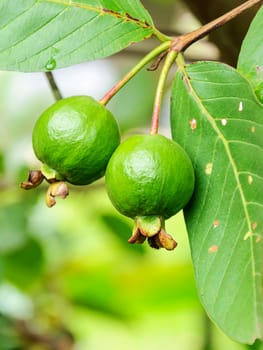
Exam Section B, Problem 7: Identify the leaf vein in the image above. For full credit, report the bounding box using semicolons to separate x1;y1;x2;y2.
0;2;36;31
228;140;263;150
181;64;259;285
195;160;233;270
42;0;153;29
63;22;146;59
0;6;69;54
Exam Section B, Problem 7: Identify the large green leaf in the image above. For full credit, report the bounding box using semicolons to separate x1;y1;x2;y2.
170;61;263;344
237;6;263;102
0;0;155;72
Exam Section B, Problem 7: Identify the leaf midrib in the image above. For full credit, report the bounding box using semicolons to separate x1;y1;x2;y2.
43;0;153;28
180;64;260;322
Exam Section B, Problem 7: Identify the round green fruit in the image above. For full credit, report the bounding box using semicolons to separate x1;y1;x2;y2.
105;134;195;250
105;134;195;218
32;96;120;185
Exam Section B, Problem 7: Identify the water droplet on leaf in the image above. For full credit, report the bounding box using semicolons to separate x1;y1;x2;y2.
45;57;56;71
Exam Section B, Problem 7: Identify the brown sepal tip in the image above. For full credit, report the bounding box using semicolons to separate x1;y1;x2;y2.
20;170;44;190
46;181;69;208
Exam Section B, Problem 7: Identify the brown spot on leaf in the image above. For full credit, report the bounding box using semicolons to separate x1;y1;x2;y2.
101;8;150;28
251;126;255;133
125;12;140;22
189;118;197;131
213;220;220;228
102;8;120;16
252;222;258;230
256;65;263;76
208;245;218;253
256;235;262;243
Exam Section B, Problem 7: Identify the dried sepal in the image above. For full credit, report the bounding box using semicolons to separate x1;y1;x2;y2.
45;181;69;208
128;215;177;251
20;170;44;190
128;226;146;244
148;229;177;250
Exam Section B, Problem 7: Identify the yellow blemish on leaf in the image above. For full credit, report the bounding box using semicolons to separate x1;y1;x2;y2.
205;163;213;175
238;101;243;111
248;175;253;185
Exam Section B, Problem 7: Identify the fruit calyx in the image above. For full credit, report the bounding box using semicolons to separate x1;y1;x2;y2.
21;164;68;208
128;216;177;251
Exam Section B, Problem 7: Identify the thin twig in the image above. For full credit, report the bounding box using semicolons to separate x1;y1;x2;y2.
171;0;262;52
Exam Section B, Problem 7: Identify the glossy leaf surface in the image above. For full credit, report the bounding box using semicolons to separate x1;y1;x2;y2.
171;61;263;344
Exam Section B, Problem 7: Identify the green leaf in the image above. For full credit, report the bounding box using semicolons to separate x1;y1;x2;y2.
170;61;263;344
0;314;21;349
61;266;130;318
3;237;44;288
237;6;263;102
0;0;155;72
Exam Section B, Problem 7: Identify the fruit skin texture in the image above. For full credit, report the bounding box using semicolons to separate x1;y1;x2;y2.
105;134;195;220
32;96;120;185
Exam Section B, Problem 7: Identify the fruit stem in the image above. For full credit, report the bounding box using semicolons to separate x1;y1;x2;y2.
150;49;177;135
45;72;62;100
99;41;171;106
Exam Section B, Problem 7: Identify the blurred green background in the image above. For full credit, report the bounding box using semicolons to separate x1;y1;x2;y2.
0;1;262;349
